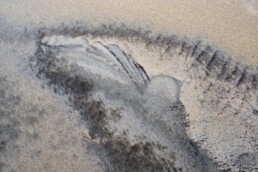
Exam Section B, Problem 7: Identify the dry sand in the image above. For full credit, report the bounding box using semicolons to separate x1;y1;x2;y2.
0;0;257;65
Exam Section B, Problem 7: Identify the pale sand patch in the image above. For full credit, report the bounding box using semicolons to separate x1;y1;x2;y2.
0;0;257;65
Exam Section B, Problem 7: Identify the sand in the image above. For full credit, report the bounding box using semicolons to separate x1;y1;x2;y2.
0;0;257;65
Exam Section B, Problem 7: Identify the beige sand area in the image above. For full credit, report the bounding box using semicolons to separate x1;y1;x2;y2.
0;0;257;65
0;0;257;171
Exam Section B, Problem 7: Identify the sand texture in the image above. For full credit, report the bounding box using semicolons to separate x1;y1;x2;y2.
0;0;257;171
